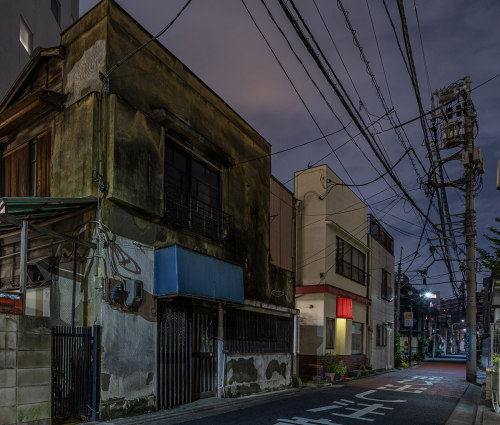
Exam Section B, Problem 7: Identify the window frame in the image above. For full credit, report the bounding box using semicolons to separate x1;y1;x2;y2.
164;140;225;239
351;321;363;354
376;324;388;347
381;269;391;301
336;237;366;285
325;317;335;349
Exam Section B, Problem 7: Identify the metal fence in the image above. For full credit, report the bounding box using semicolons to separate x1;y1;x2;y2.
52;325;100;420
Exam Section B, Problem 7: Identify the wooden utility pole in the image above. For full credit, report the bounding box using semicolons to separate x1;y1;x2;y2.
463;76;477;383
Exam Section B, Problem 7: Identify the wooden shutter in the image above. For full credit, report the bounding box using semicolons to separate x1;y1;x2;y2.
2;144;29;197
36;132;51;197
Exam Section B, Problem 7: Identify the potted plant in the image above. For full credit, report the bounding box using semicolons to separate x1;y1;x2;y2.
323;354;346;381
359;364;369;376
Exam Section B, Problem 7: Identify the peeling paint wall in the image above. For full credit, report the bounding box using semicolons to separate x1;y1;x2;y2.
99;235;156;419
224;354;291;397
65;39;106;105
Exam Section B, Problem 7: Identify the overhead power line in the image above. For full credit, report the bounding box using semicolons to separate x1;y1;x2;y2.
276;0;440;235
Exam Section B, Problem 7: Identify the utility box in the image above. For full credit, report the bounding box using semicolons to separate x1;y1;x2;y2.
125;279;143;308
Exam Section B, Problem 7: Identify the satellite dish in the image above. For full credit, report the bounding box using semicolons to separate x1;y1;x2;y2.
408;290;413;296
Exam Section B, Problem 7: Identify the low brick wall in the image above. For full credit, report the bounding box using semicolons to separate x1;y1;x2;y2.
335;354;367;371
0;315;51;425
298;353;367;378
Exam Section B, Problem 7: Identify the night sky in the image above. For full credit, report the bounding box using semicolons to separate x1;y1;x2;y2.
80;0;500;298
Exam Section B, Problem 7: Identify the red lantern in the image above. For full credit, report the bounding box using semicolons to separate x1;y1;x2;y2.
337;297;353;320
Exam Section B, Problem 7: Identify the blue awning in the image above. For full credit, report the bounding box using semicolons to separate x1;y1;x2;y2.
154;245;244;304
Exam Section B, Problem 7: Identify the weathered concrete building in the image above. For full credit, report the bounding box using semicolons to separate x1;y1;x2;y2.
294;165;370;375
367;214;394;370
0;1;297;422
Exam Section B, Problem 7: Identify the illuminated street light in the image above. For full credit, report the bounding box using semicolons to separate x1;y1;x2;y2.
425;292;433;298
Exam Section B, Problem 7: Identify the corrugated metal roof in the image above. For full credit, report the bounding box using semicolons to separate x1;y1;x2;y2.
0;197;97;236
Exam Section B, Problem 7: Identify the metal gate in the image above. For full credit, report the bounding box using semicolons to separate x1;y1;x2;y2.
51;325;100;420
158;302;216;409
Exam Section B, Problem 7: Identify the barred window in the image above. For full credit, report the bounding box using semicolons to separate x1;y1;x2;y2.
336;237;366;285
165;142;227;240
376;324;388;347
225;309;293;354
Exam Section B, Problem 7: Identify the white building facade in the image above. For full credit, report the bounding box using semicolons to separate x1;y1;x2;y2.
367;214;395;370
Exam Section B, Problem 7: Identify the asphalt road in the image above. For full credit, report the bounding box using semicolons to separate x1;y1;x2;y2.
172;362;468;425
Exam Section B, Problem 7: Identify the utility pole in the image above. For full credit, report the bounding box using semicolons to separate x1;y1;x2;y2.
430;76;482;382
463;76;477;383
395;247;403;333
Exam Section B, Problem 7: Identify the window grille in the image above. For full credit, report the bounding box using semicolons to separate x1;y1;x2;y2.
225;309;293;354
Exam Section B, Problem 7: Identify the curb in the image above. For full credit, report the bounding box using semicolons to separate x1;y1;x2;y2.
445;383;481;425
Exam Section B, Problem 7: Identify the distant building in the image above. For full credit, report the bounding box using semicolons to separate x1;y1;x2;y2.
0;0;79;101
367;214;394;370
295;165;370;374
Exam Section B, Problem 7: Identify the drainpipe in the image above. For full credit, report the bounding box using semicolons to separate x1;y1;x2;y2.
217;303;225;398
71;243;76;327
293;311;300;377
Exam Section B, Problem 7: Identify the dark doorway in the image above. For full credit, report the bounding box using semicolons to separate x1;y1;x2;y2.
158;301;217;409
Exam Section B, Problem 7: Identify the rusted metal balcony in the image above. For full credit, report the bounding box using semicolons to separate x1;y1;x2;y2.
165;194;231;241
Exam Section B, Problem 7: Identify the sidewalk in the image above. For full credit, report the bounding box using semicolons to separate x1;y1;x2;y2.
444;365;499;425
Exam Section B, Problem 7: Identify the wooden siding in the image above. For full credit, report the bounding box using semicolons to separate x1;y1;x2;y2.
1;132;51;197
270;177;295;272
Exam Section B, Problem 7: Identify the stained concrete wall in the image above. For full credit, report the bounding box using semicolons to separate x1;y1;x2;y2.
224;353;291;397
0;315;51;425
296;293;325;355
99;235;156;420
59;0;274;304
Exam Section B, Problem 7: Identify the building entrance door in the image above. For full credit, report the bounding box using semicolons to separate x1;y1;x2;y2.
158;301;217;409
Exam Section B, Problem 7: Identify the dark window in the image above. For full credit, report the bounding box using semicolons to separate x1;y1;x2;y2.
2;133;51;197
368;214;394;254
376;324;388;346
352;321;363;354
165;142;230;239
336;237;366;285
381;270;392;301
51;0;61;25
326;317;335;349
225;309;293;354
